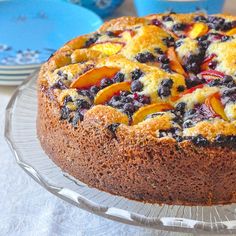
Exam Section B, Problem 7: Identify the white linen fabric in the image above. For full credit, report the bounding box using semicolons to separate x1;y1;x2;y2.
0;92;189;236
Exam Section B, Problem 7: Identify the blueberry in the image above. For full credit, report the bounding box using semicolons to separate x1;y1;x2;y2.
90;85;100;95
208;61;217;70
131;80;143;92
175;102;186;114
78;90;93;99
107;123;120;138
172;23;187;31
161;78;173;88
135;52;155;63
106;31;116;37
71;111;83;127
194;15;207;22
199;40;210;50
184;54;203;74
183;120;194;128
123;103;135;116
100;78;113;88
154;48;164;54
75;99;90;109
60;106;70;120
161;63;171;72
221;35;230;42
52;79;67;90
158;55;169;64
120;91;131;97
208;79;221;87
113;72;125;83
177;85;185;92
163;36;175;47
191;135;209;147
64;96;73;105
152;19;161;26
120;96;133;103
222;75;234;86
162;15;173;22
158;86;171;98
215;134;228;145
197;35;208;42
175;41;183;48
138;95;151;104
57;71;68;80
131;69;144;80
84;33;100;47
186;75;205;89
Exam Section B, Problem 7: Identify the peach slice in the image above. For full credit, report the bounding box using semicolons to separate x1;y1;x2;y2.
205;92;228;121
167;47;187;77
89;42;124;56
200;54;216;71
70;66;120;89
188;23;209;39
171;84;204;102
132;103;173;125
226;27;236;36
94;82;131;105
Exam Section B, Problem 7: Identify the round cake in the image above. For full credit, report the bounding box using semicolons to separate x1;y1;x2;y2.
37;13;236;205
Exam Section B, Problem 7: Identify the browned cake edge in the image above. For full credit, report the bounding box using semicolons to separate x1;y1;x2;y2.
37;80;236;206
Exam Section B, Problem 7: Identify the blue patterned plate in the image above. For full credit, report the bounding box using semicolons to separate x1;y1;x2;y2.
0;0;103;67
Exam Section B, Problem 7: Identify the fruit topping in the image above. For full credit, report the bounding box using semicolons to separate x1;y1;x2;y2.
205;92;228;120
191;134;209;147
132;103;173;125
163;36;175;47
171;84;204;101
84;33;101;47
167;47;187;76
94;82;131;105
226;27;236;36
135;52;155;63
173;23;187;32
131;80;143;92
131;69;144;80
89;42;124;56
184;54;204;74
200;54;216;71
188;23;208;39
157;78;173;98
113;72;125;83
200;70;225;80
70;66;120;89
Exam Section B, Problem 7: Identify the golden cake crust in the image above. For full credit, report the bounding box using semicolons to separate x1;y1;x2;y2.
37;13;236;205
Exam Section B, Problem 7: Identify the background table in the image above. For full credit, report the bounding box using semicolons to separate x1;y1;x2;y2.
1;1;236;235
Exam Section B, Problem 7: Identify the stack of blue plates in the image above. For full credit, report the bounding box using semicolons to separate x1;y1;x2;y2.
0;0;103;86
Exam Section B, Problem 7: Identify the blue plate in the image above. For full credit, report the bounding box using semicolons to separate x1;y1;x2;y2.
0;0;103;66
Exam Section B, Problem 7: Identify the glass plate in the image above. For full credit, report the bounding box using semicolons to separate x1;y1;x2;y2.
5;72;236;234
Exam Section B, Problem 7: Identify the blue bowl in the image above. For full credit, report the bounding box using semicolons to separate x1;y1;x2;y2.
0;0;103;66
64;0;124;18
134;0;225;16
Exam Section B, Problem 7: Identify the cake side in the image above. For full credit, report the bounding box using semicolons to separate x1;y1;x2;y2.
37;13;236;205
37;86;236;205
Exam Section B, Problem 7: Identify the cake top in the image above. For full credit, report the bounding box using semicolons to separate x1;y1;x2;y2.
39;13;236;148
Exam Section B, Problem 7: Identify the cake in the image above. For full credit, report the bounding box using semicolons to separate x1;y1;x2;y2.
37;13;236;206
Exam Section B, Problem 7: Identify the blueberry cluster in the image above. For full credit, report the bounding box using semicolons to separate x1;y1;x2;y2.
157;78;173;98
194;15;236;32
60;96;92;126
107;91;151;117
221;87;236;105
208;75;236;88
84;33;101;48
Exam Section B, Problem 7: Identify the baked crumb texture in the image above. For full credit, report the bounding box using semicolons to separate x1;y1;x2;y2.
38;13;236;205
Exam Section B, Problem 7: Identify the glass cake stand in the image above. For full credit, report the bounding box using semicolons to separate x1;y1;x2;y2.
5;72;236;234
